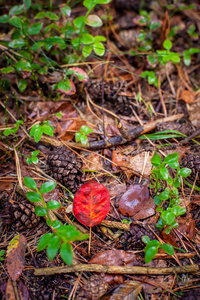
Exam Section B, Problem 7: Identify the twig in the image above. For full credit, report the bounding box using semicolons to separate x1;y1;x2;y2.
34;263;199;276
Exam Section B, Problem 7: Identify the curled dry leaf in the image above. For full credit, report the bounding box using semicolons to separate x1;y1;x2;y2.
180;89;194;104
6;234;27;281
119;185;156;219
73;180;110;227
89;250;142;266
101;280;142;300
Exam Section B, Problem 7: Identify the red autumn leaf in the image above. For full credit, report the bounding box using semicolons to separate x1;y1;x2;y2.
73;180;110;227
57;79;76;95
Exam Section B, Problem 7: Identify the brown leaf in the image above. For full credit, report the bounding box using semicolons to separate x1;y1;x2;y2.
101;280;142;300
180;90;194;104
6;234;27;281
5;278;15;300
119;185;156;219
89;250;142;266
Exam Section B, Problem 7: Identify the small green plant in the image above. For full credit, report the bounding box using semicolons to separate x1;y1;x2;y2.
24;176;88;265
142;236;174;264
3;120;24;137
157;39;180;65
26;150;40;164
150;152;191;234
133;10;161;51
0;250;5;261
30;121;54;143
75;125;94;146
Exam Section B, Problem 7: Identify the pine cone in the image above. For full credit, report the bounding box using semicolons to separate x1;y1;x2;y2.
11;201;40;231
181;153;200;184
47;147;83;193
77;274;108;300
86;81;111;100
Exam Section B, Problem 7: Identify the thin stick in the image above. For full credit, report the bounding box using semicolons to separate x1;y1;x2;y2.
88;227;91;254
34;263;199;276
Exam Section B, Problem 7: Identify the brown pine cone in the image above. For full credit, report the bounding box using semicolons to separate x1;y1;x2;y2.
180;153;200;184
117;223;158;249
77;274;108;300
4;201;40;231
47;146;83;193
86;81;111;100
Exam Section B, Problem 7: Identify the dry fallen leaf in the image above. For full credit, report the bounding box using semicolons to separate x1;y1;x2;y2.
180;89;194;104
6;234;27;281
101;280;142;300
119;185;156;219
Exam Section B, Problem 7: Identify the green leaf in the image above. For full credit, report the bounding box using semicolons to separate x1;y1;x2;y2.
28;22;43;35
173;177;181;188
164;211;175;224
160;244;174;255
9;4;24;16
9;16;23;28
44;23;60;33
60;5;71;16
73;16;85;29
179;168;191;177
15;60;31;72
159;187;170;200
31;150;40;156
164;153;179;165
154;195;162;206
86;15;103;27
145;246;158;264
80;125;94;135
142;236;150;244
9;39;26;48
171;187;178;196
165;226;172;234
66;67;89;82
31;156;39;164
37;233;53;251
46;235;61;260
35;11;59;21
24;176;37;189
75;132;82;142
51;220;62;229
29;124;39;137
47;200;61;210
93;42;105;56
94;36;106;42
26;157;32;164
40;181;56;193
183;54;191;66
144;240;160;251
80;134;88;145
80;33;94;45
83;0;96;10
24;0;31;10
160;165;169;180
33;127;43;143
167;161;179;169
82;45;93;58
18;79;27;92
1;66;15;73
163;39;172;50
35;206;47;216
57;80;76;95
26;191;41;202
42;124;54;136
0;15;9;23
60;242;73;265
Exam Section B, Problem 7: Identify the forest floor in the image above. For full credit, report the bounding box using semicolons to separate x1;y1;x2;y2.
0;0;200;299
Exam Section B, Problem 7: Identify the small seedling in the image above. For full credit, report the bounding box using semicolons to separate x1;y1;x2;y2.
150;152;191;233
3;120;23;137
0;250;5;261
24;177;88;265
75;125;94;146
30;121;54;143
26;150;40;165
142;236;174;263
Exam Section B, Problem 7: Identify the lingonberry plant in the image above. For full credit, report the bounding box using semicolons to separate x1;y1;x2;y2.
24;177;88;265
75;125;94;145
150;152;191;234
0;0;111;96
142;236;174;264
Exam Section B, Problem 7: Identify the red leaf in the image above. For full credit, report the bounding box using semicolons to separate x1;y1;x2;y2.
73;180;110;227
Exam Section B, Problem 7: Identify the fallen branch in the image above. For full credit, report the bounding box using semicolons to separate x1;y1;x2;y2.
34;263;199;276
